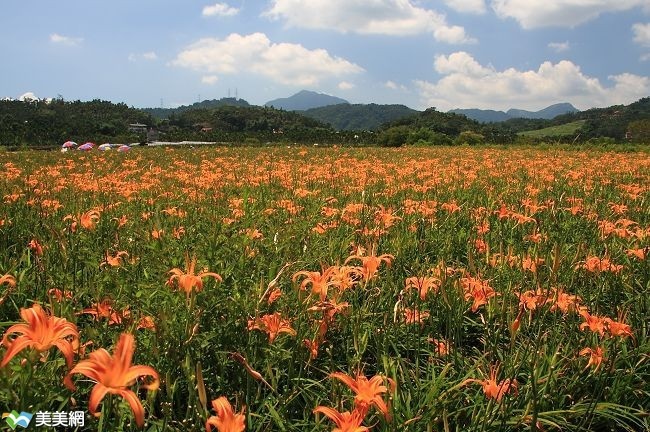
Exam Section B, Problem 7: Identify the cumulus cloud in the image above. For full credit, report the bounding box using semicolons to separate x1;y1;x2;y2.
201;75;219;85
415;51;650;111
171;33;364;86
50;33;83;46
632;23;650;46
202;2;239;17
264;0;475;43
385;80;408;91
548;41;570;52
443;0;487;14
491;0;648;29
338;81;355;90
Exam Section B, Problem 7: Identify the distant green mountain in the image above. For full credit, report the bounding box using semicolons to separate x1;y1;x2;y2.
265;90;349;111
385;107;483;135
450;103;579;123
142;97;250;119
302;103;418;130
507;103;579;119
447;109;511;123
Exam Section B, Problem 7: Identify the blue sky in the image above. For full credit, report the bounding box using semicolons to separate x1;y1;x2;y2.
1;0;649;111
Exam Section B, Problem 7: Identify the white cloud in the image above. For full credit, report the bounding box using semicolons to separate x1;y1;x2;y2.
18;92;38;101
50;33;83;46
264;0;475;43
202;75;219;85
385;80;407;91
632;23;650;46
128;51;158;62
338;81;355;90
202;2;239;17
548;41;570;52
415;51;650;111
444;0;487;14
491;0;648;29
434;26;477;44
172;33;364;86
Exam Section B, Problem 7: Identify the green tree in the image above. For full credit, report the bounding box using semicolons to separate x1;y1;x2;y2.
377;125;410;147
627;119;650;143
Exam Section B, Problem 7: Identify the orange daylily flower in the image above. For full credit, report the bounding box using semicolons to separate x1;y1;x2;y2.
137;316;156;331
330;372;392;419
28;238;44;256
48;288;73;302
247;312;296;343
64;333;159;429
293;267;339;301
63;209;101;232
205;396;246;432
80;299;130;325
465;364;518;402
547;287;581;314
578;307;607;337
345;253;394;283
374;205;401;229
1;303;79;368
101;251;129;268
403;308;430;325
460;276;497;312
167;253;222;296
0;273;16;288
113;215;128;228
576;256;623;273
580;346;605;371
626;247;647;260
605;312;633;339
514;289;547;311
405;276;441;300
428;337;449;357
313;406;369;432
267;288;282;305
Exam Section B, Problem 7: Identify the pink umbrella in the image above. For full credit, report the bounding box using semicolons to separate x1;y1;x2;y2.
77;143;94;151
62;141;77;148
117;145;131;152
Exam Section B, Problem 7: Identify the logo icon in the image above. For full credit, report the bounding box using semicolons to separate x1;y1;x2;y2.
2;411;33;430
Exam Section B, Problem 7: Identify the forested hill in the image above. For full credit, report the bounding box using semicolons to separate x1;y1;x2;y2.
386;107;482;135
494;97;650;141
142;97;251;119
302;103;418;130
165;105;324;132
0;99;151;146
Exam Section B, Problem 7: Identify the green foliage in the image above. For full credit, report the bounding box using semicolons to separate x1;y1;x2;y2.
386;107;482;136
0;99;151;147
302;103;418;131
454;130;485;146
518;121;586;138
627;119;650;143
142;97;251;120
377;125;410;147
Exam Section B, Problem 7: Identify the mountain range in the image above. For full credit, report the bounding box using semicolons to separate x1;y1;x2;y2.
449;103;580;123
264;90;349;111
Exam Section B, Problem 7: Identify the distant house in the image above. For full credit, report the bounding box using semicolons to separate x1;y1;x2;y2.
128;123;148;133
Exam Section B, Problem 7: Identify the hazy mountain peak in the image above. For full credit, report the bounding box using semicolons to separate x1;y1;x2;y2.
265;90;349;111
450;102;579;123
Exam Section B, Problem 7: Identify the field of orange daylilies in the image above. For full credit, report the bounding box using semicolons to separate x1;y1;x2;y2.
0;145;648;431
